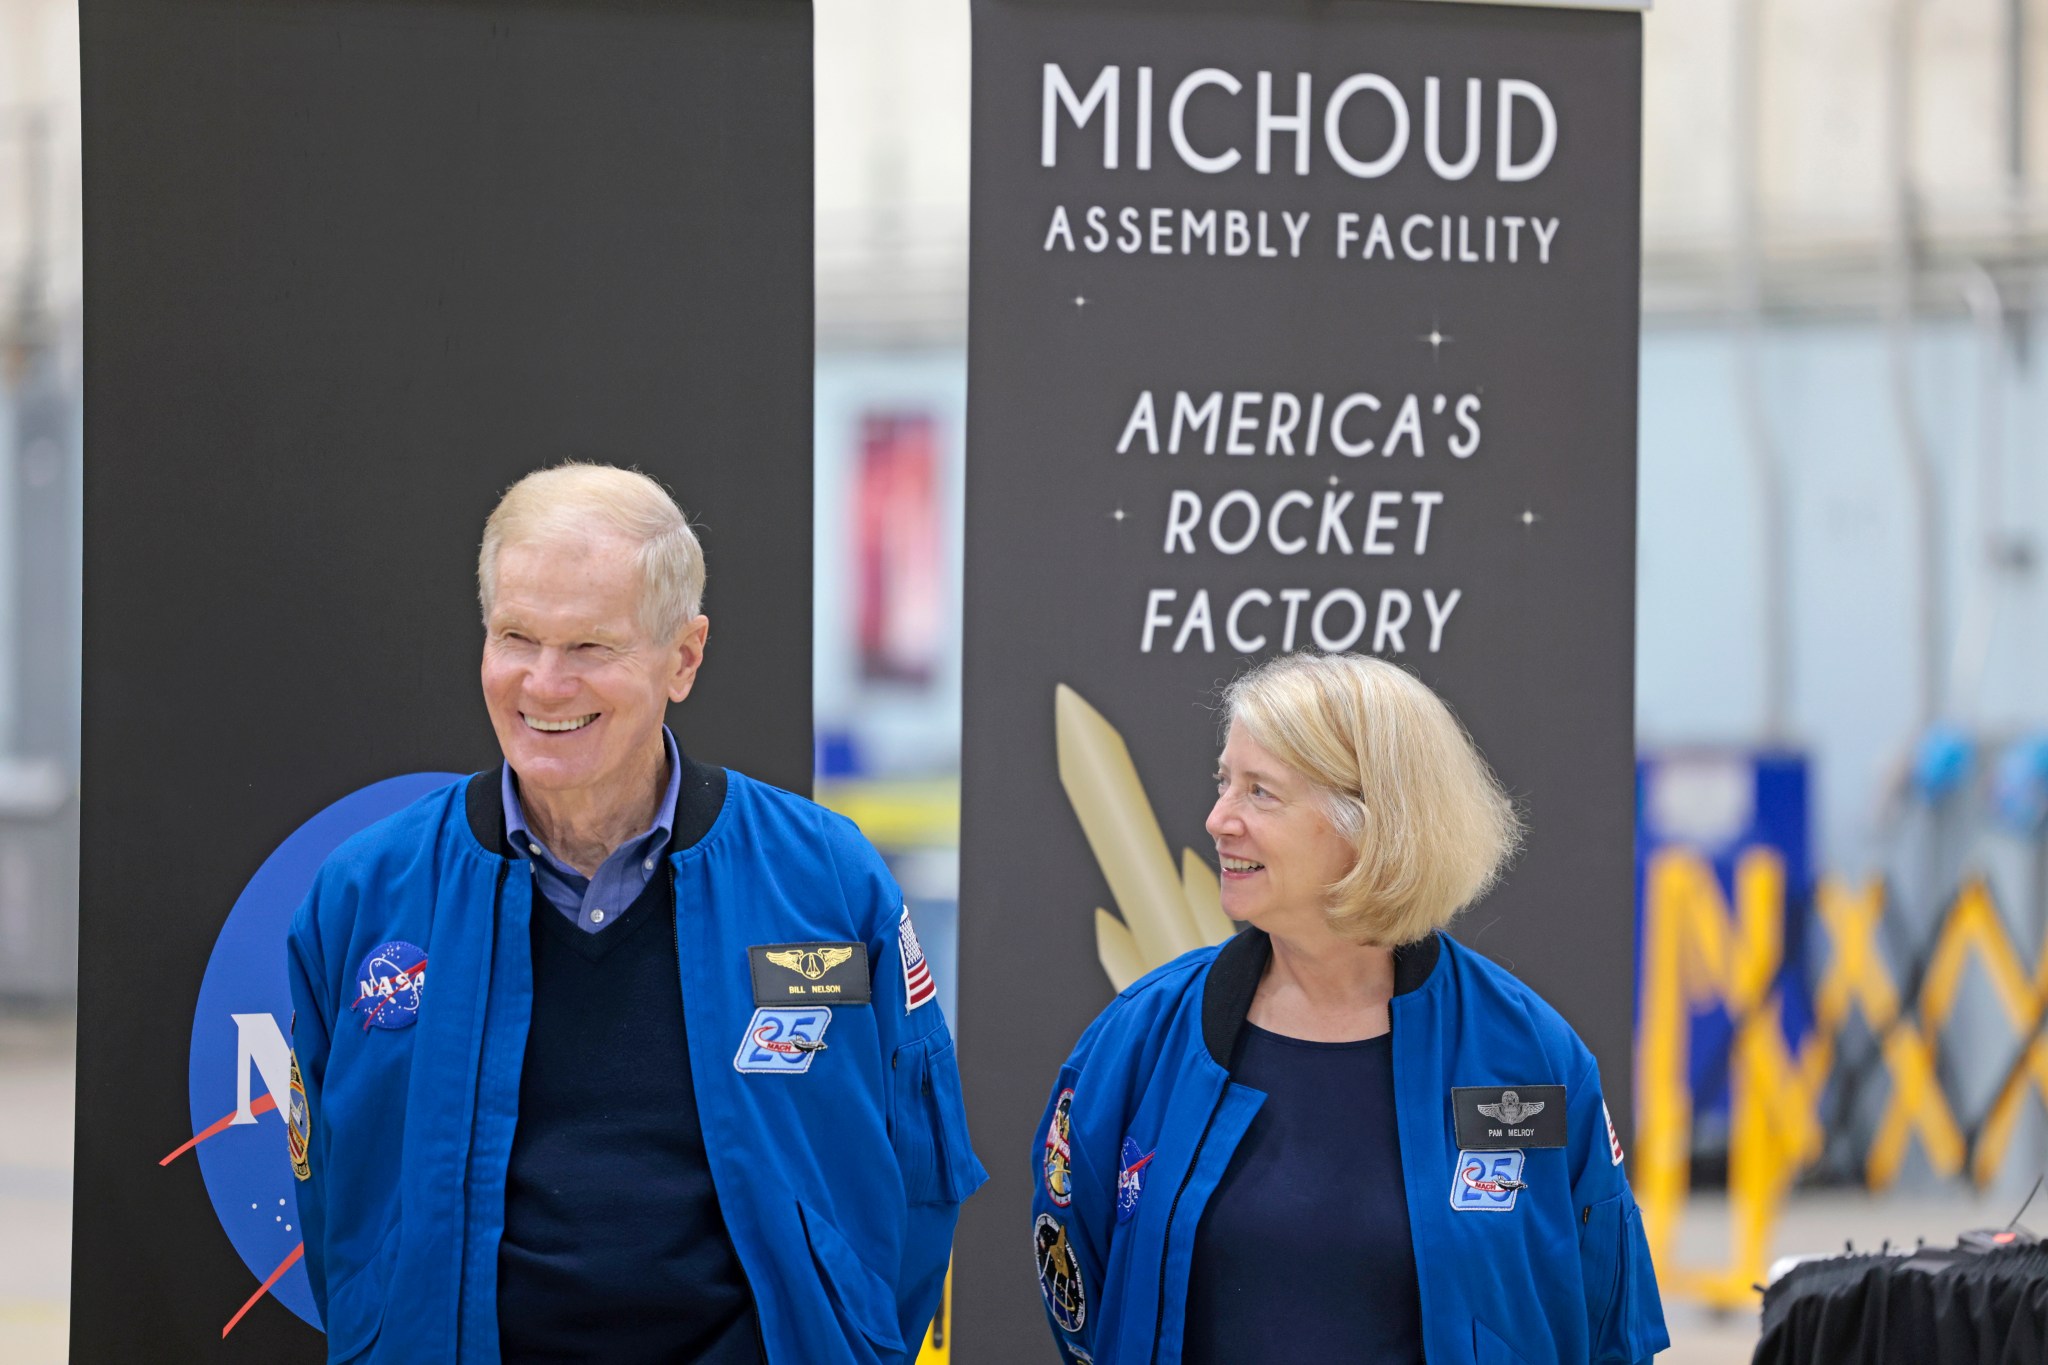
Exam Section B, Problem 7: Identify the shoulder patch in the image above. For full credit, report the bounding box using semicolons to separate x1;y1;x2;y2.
1116;1136;1153;1224
1043;1088;1075;1206
1034;1213;1086;1332
351;941;427;1030
899;905;937;1011
286;1050;311;1181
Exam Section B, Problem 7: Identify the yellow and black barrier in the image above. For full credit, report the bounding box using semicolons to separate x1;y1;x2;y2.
1636;849;2048;1309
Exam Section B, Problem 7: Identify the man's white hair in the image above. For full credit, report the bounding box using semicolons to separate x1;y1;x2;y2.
477;462;705;640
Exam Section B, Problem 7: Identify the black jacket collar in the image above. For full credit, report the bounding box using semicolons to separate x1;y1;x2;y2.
464;747;728;859
1200;926;1442;1068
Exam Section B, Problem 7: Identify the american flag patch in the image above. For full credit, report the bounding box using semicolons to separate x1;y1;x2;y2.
1604;1101;1624;1166
899;905;936;1011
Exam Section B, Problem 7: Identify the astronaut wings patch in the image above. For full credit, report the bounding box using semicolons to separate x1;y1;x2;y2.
899;905;936;1011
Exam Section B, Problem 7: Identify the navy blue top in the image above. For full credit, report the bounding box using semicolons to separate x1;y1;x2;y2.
497;782;763;1365
1183;1024;1425;1365
503;726;682;933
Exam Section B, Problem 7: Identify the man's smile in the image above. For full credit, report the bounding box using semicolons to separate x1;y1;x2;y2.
523;712;598;733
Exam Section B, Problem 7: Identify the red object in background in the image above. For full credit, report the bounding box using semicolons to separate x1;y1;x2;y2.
856;412;943;685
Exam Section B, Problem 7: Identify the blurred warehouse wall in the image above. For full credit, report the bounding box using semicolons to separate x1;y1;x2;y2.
0;0;80;1005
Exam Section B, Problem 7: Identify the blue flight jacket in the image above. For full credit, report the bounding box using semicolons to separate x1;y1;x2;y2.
288;764;987;1365
1031;927;1668;1365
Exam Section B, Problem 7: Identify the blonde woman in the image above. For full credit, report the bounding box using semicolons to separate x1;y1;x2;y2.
1029;653;1666;1365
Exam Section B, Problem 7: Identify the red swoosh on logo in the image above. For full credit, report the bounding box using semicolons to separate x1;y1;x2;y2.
159;1092;278;1166
222;1241;304;1338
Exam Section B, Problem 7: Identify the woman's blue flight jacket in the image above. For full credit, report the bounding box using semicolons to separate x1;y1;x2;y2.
288;766;987;1365
1031;927;1668;1365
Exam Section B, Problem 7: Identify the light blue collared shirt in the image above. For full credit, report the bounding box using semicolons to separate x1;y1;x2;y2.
502;726;682;933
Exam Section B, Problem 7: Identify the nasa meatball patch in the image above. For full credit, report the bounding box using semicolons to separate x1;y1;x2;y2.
1116;1137;1154;1224
351;940;427;1030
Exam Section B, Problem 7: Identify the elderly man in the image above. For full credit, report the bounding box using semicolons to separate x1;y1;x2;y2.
288;463;985;1365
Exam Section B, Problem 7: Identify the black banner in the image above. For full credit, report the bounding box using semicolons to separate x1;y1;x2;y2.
74;1;811;1357
957;0;1642;1351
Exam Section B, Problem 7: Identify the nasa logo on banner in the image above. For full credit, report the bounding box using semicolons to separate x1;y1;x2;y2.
163;773;458;1336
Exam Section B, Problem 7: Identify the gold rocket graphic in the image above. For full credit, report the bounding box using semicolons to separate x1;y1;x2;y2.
1055;684;1234;990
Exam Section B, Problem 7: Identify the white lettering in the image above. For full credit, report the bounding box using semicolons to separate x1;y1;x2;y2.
1174;589;1216;652
1324;73;1408;178
1268;490;1313;554
1163;490;1201;553
1170;68;1243;174
1373;589;1413;652
1117;391;1159;454
1497;79;1557;182
1226;589;1271;653
1311;588;1368;652
1141;589;1178;652
1044;64;1119;169
233;1013;293;1127
1424;77;1482;180
1423;588;1462;651
1256;71;1312;175
1363;490;1402;555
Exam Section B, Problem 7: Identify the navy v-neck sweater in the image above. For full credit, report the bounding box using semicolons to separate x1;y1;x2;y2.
496;763;762;1365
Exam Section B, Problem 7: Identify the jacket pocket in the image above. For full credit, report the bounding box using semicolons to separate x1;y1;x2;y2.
321;1221;397;1364
1473;1316;1532;1365
1578;1191;1626;1351
891;1032;986;1205
796;1196;907;1360
1583;1190;1667;1363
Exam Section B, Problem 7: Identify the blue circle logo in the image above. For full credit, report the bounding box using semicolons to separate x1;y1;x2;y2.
167;772;459;1335
351;940;428;1030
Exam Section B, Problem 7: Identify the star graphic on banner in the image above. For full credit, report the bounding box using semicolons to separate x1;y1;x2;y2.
1421;325;1452;358
1521;509;1540;526
1111;507;1127;522
1328;475;1341;487
1074;295;1088;308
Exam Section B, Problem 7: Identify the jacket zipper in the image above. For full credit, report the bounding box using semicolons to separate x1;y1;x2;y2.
1148;1082;1229;1365
668;862;771;1365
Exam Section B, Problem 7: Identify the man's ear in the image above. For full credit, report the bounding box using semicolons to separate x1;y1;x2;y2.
668;615;710;703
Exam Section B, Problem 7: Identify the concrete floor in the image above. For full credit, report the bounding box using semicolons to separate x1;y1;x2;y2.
0;1014;73;1365
0;1012;2017;1365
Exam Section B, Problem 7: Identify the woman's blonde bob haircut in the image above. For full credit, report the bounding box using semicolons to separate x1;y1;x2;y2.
477;462;705;641
1222;652;1521;946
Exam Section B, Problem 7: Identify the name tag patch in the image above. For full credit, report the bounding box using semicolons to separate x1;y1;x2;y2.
1452;1084;1567;1150
733;1006;833;1074
1449;1149;1528;1212
749;942;871;1005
